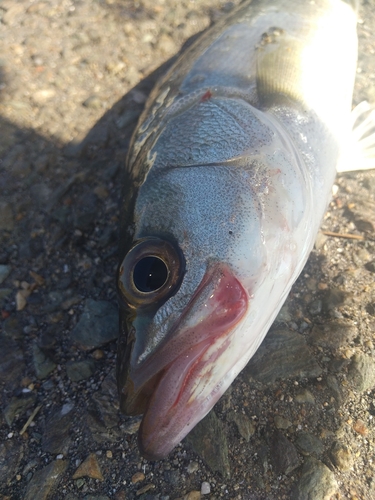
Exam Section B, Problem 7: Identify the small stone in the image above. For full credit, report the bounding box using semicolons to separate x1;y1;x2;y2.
201;482;210;495
32;343;56;379
274;415;292;429
71;299;118;348
183;492;201;500
295;389;315;404
0;440;24;485
106;450;112;459
4;393;37;426
186;410;230;477
0;265;11;284
245;329;322;384
230;411;256;441
329;441;354;471
24;460;69;500
353;419;368;436
291;457;338;500
92;349;104;360
295;432;324;457
73;453;104;481
347;353;375;392
186;461;199;473
0;202;14;230
309;321;357;351
136;483;155;496
83;95;102;109
42;404;74;455
122;418;141;435
271;431;300;475
66;359;95;382
132;471;145;484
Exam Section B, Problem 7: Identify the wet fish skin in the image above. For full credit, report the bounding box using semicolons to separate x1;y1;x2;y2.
117;0;358;459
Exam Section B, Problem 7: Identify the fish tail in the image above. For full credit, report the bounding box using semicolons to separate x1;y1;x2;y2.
337;101;375;172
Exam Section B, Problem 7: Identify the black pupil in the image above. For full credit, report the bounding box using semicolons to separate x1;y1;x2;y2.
133;256;168;293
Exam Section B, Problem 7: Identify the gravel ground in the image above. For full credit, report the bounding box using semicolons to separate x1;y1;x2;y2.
1;1;375;499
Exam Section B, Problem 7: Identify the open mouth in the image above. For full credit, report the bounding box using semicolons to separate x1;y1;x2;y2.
124;263;249;459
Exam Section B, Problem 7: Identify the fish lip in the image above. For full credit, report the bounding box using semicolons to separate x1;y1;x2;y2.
130;262;249;459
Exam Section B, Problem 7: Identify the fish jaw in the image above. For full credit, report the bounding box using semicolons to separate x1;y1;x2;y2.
123;263;248;460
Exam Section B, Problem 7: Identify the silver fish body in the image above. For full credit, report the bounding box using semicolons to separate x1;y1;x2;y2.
117;0;358;459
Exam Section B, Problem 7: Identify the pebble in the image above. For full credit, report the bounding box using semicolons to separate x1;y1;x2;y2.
71;299;118;348
0;264;11;284
294;389;315;404
329;441;354;471
291;457;338;500
353;419;368;436
182;492;201;500
309;321;357;351
295;432;324;457
201;481;210;495
229;411;256;441
72;453;103;481
132;471;145;483
66;359;95;381
82;95;102;109
347;353;375;392
274;415;292;429
24;460;69;500
270;431;300;475
42;404;74;455
4;393;37;426
0;440;24;485
32;343;56;379
245;328;322;384
186;461;199;473
186;410;230;477
0;201;14;230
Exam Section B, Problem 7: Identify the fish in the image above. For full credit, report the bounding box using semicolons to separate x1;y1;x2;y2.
116;0;375;460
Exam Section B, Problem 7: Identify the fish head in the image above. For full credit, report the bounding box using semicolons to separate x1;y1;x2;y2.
118;172;300;457
117;103;310;460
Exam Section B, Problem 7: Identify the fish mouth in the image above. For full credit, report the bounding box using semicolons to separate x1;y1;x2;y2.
125;263;248;460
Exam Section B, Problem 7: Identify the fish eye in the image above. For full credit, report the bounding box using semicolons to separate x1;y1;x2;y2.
133;256;168;293
118;238;184;308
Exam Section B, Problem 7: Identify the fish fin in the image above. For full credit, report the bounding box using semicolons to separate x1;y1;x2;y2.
337;101;375;172
256;28;304;107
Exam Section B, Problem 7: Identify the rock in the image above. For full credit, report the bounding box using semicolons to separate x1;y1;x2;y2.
326;375;343;405
82;95;102;109
0;337;25;390
229;411;256;441
290;457;338;500
186;461;199;473
0;201;14;231
132;472;145;483
86;373;121;442
183;492;201;500
164;469;180;487
32;343;56;379
42;404;74;454
73;453;104;481
201;481;210;494
294;389;315;404
329;441;353;471
186;410;230;477
274;415;292;429
4;393;37;426
0;440;24;485
0;288;12;304
295;432;324;457
71;299;118;348
245;329;322;384
0;264;11;284
347;353;375;392
270;431;300;475
24;460;69;500
66;359;95;381
309;321;357;351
